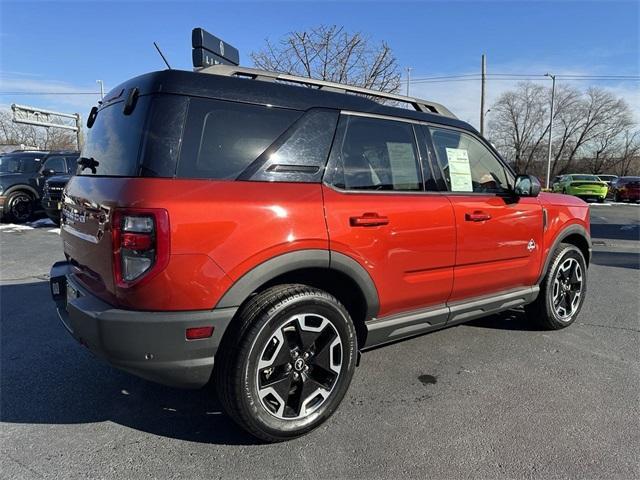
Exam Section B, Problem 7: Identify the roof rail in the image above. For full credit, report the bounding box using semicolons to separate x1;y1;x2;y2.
197;64;457;119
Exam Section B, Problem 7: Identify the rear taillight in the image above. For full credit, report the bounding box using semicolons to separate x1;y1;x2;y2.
112;208;170;287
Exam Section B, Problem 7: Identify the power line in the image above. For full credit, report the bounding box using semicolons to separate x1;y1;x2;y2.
402;75;640;84
0;92;101;95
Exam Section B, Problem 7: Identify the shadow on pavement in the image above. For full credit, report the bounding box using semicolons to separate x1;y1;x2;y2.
0;281;258;446
590;223;640;241
591;250;640;270
466;309;544;331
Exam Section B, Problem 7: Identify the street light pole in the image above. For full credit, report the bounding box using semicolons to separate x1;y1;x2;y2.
96;80;104;100
480;54;486;135
544;73;556;189
406;67;412;96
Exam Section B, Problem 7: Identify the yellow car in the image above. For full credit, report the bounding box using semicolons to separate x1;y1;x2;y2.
552;174;608;202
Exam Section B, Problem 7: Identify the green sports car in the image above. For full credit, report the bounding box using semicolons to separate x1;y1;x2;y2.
552;174;608;202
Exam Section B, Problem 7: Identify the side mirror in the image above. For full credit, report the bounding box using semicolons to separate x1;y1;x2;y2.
514;174;541;197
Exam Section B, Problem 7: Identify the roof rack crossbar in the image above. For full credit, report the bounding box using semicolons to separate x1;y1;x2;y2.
197;65;457;119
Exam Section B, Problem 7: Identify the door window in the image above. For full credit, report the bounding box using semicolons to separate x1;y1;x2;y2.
329;115;423;191
42;156;67;173
429;127;512;193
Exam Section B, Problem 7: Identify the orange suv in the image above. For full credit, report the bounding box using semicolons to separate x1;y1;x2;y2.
49;65;591;441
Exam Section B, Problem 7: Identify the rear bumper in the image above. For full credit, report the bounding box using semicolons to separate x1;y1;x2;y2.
49;261;237;389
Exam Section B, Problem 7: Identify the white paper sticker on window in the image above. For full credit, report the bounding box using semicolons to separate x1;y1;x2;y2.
446;147;473;192
387;142;419;189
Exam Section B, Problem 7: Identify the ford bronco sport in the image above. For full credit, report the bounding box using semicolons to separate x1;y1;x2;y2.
49;65;591;442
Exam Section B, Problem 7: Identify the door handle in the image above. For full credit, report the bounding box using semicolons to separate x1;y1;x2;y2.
350;213;389;227
465;211;492;222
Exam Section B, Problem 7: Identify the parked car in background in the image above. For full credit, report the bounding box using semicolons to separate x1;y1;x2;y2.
552;174;608;202
42;174;73;225
0;150;48;222
611;176;640;203
597;174;618;187
550;175;563;190
0;150;78;222
50;66;591;442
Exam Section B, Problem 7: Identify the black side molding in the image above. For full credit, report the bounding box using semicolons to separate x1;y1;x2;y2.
214;249;380;321
538;224;591;283
364;286;539;349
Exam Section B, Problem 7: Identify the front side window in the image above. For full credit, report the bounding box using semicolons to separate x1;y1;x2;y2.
329;115;422;191
42;156;67;173
430;127;511;193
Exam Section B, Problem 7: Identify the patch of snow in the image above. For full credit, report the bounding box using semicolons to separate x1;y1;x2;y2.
28;218;56;228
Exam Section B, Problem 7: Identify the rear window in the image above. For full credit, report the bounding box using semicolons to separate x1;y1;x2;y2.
79;96;151;176
571;175;600;182
177;98;301;180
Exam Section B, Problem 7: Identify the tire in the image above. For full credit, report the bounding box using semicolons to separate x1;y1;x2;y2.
4;191;34;223
525;244;587;330
597;197;604;203
214;284;358;442
613;192;620;202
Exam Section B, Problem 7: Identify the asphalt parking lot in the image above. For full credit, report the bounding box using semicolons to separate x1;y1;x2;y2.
1;204;639;480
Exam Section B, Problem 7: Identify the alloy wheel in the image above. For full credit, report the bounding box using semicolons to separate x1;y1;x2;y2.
10;193;33;222
552;257;583;321
255;313;343;420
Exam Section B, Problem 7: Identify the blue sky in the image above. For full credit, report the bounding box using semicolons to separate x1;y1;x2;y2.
1;0;638;126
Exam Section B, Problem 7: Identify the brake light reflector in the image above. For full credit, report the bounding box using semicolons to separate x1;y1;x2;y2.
112;209;170;287
186;326;214;340
121;232;152;250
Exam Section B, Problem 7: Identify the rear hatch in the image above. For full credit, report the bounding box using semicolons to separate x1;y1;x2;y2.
61;90;187;302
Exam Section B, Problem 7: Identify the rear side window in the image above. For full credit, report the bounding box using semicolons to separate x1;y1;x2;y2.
242;109;339;183
178;99;301;180
328;115;423;191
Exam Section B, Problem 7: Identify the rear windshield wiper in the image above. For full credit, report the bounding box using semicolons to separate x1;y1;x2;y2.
78;157;99;174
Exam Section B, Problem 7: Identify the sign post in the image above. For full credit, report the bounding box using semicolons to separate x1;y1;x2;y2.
11;104;82;150
192;28;240;68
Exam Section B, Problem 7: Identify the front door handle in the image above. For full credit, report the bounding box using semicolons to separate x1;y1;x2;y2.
465;211;492;222
350;213;389;227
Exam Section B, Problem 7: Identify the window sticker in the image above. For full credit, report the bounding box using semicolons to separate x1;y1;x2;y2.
446;147;473;192
387;142;418;188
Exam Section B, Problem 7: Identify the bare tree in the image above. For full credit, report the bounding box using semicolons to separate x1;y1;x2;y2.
487;82;638;178
251;25;402;93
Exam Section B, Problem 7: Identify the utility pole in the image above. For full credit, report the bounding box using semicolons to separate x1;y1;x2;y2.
480;54;486;135
406;67;412;96
544;73;556;189
96;80;104;100
75;113;83;151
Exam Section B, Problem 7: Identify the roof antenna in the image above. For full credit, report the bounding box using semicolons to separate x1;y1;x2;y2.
153;42;172;69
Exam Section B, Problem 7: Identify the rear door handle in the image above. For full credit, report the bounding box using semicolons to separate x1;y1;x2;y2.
465;211;492;222
350;213;389;227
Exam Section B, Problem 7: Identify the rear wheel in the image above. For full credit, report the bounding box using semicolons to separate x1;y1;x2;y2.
215;284;358;442
613;191;621;202
4;191;34;223
525;244;587;329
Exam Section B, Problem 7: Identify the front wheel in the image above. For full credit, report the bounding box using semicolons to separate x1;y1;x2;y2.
215;284;358;442
4;191;34;223
525;244;587;329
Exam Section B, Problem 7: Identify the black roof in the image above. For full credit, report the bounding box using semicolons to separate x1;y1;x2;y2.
103;69;475;133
